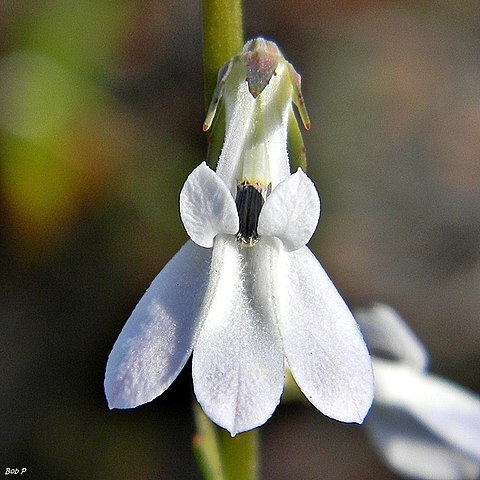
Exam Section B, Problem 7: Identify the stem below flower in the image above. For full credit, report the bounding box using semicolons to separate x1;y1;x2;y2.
193;401;260;480
218;428;260;480
197;4;260;480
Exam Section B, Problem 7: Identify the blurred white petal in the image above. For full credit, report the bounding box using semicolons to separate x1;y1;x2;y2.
104;241;211;408
366;405;480;480
355;303;429;371
277;246;374;423
192;236;284;436
374;359;480;461
258;169;320;251
180;162;239;248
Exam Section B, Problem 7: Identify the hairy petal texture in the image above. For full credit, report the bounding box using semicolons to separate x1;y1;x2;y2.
215;78;256;194
216;60;292;193
192;236;284;436
105;241;211;409
258;168;320;251
180;162;239;248
277;247;374;423
373;360;480;461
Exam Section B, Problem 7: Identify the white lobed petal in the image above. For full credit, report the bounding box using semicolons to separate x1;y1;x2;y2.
215;76;257;195
355;303;429;372
192;236;285;436
366;404;480;480
258;168;320;251
216;59;292;194
180;162;239;248
276;247;374;423
104;240;211;409
373;359;480;462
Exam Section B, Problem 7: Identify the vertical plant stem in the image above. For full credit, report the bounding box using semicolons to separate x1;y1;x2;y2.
201;0;244;110
193;403;226;480
202;0;243;167
196;4;260;480
219;429;260;480
193;403;260;480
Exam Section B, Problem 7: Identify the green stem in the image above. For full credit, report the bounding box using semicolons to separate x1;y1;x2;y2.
193;401;260;480
202;0;243;167
201;0;244;111
218;429;260;480
196;4;259;480
193;403;226;480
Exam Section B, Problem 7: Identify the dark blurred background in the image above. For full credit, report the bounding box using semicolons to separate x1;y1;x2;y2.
1;1;479;478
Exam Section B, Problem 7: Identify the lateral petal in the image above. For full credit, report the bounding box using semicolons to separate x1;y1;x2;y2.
277;247;374;423
373;359;480;461
180;162;239;248
104;240;212;409
192;236;284;436
258;169;320;252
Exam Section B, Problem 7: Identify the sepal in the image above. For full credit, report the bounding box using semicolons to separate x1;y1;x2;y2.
286;61;311;130
204;60;233;132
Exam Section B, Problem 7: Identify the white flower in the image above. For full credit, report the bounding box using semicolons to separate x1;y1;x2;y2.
105;38;374;436
356;304;480;480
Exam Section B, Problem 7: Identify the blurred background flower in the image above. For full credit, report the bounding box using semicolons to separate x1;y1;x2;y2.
1;1;479;479
355;303;480;480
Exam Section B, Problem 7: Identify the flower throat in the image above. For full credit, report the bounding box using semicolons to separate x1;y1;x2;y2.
235;181;271;246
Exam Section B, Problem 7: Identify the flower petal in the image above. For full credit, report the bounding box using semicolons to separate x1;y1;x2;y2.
258;168;320;251
355;303;429;371
366;405;480;480
215;58;292;194
192;235;284;436
104;240;212;409
373;359;480;461
180;162;239;248
277;247;374;423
